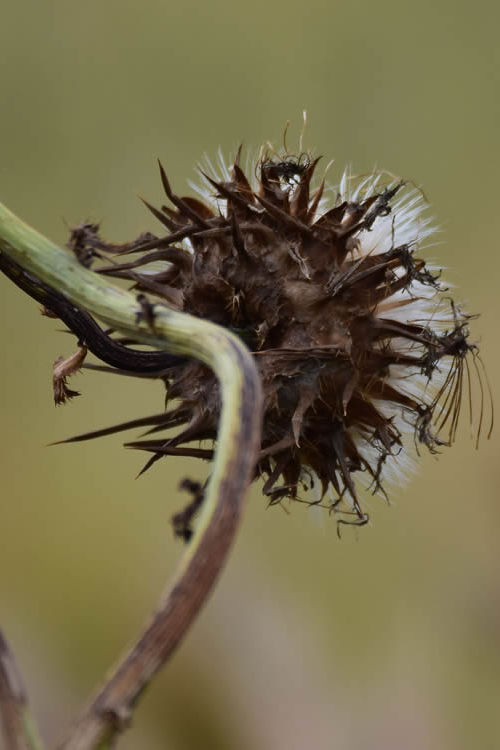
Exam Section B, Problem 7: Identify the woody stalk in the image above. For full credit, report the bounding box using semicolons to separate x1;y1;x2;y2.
0;200;263;750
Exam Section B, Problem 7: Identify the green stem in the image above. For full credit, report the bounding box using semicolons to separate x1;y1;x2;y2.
0;203;263;749
0;630;45;750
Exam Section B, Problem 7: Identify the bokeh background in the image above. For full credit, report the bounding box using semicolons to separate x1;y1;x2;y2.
0;1;499;748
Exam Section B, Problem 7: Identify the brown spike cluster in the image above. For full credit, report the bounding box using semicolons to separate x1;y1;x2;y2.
59;148;492;529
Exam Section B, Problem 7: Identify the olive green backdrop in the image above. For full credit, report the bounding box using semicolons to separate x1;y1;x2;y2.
0;1;498;748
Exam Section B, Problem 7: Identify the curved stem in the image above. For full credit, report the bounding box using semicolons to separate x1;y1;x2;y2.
0;203;263;749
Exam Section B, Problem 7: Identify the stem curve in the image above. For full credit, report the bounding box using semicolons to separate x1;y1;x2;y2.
0;203;263;749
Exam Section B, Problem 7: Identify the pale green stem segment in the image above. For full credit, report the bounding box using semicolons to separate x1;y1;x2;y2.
0;203;263;749
0;630;45;750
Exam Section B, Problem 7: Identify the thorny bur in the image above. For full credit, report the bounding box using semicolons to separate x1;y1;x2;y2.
50;145;493;532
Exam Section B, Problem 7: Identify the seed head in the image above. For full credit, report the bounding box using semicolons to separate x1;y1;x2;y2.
62;145;492;529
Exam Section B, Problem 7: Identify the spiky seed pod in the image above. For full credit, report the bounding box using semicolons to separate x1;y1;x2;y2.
61;147;492;529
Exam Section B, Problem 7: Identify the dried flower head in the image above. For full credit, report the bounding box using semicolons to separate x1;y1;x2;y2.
58;144;492;529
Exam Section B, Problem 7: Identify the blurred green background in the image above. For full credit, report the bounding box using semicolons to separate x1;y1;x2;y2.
0;1;499;748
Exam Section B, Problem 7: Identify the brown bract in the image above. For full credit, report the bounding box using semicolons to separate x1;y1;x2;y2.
58;149;492;528
52;345;87;405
